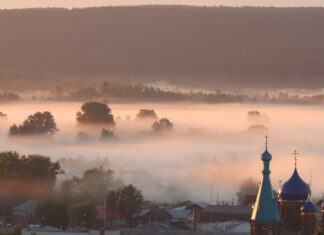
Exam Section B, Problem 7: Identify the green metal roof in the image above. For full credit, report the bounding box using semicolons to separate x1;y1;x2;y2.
251;143;280;222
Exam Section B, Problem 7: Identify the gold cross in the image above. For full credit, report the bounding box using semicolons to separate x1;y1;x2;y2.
292;150;299;168
265;136;268;149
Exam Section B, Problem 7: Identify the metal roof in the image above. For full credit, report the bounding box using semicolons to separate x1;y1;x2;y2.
167;209;191;219
251;144;280;222
12;199;38;214
280;168;310;201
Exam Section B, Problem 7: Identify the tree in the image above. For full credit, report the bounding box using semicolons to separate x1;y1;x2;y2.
99;81;109;98
151;118;173;132
247;110;269;123
100;128;117;140
70;87;100;100
36;200;68;228
0;92;20;102
9;111;57;136
76;131;91;142
236;178;259;206
76;102;115;125
0;152;63;212
8;225;21;235
136;109;158;121
61;167;123;202
51;85;64;98
106;184;143;226
248;124;268;132
68;201;97;228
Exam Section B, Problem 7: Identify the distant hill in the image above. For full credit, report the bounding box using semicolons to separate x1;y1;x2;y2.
1;6;324;88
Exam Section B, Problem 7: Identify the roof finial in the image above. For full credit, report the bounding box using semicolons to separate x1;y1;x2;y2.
292;150;299;169
265;136;268;150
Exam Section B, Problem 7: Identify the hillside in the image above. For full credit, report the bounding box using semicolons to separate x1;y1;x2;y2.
1;6;324;88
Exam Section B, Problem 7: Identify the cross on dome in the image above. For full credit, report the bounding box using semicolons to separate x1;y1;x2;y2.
292;150;299;168
265;136;268;150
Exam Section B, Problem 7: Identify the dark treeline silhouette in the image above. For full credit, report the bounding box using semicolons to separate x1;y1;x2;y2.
64;83;245;103
0;92;20;102
1;6;324;88
40;81;324;105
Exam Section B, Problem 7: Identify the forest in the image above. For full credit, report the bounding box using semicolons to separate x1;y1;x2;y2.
1;6;324;89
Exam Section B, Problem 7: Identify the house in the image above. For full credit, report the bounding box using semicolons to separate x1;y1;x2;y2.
12;199;38;223
200;205;252;223
167;207;191;223
96;206;128;229
167;207;192;230
133;207;172;226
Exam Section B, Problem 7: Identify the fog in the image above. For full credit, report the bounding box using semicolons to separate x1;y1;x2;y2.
0;101;323;203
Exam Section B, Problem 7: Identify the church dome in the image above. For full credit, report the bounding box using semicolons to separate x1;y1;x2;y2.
261;149;272;162
301;201;316;213
279;168;310;201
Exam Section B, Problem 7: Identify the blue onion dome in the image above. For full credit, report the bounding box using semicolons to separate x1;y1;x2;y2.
280;168;310;201
261;149;272;162
301;201;317;213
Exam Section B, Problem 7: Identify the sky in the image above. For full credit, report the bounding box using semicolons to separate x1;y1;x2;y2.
1;0;324;9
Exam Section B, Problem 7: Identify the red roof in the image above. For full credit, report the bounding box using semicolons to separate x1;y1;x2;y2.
97;206;127;220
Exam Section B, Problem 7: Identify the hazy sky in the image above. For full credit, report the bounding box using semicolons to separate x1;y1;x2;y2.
1;0;324;9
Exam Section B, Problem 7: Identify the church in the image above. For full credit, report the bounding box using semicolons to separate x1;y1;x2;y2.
250;138;323;235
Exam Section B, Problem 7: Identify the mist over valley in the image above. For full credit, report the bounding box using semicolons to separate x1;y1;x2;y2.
0;101;323;203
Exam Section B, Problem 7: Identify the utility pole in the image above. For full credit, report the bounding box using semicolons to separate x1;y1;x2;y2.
103;198;106;232
210;184;213;204
192;206;196;231
118;190;122;228
216;190;219;205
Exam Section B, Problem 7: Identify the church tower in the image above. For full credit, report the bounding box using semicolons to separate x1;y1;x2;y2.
300;200;317;235
251;138;281;235
279;151;310;232
321;202;324;232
